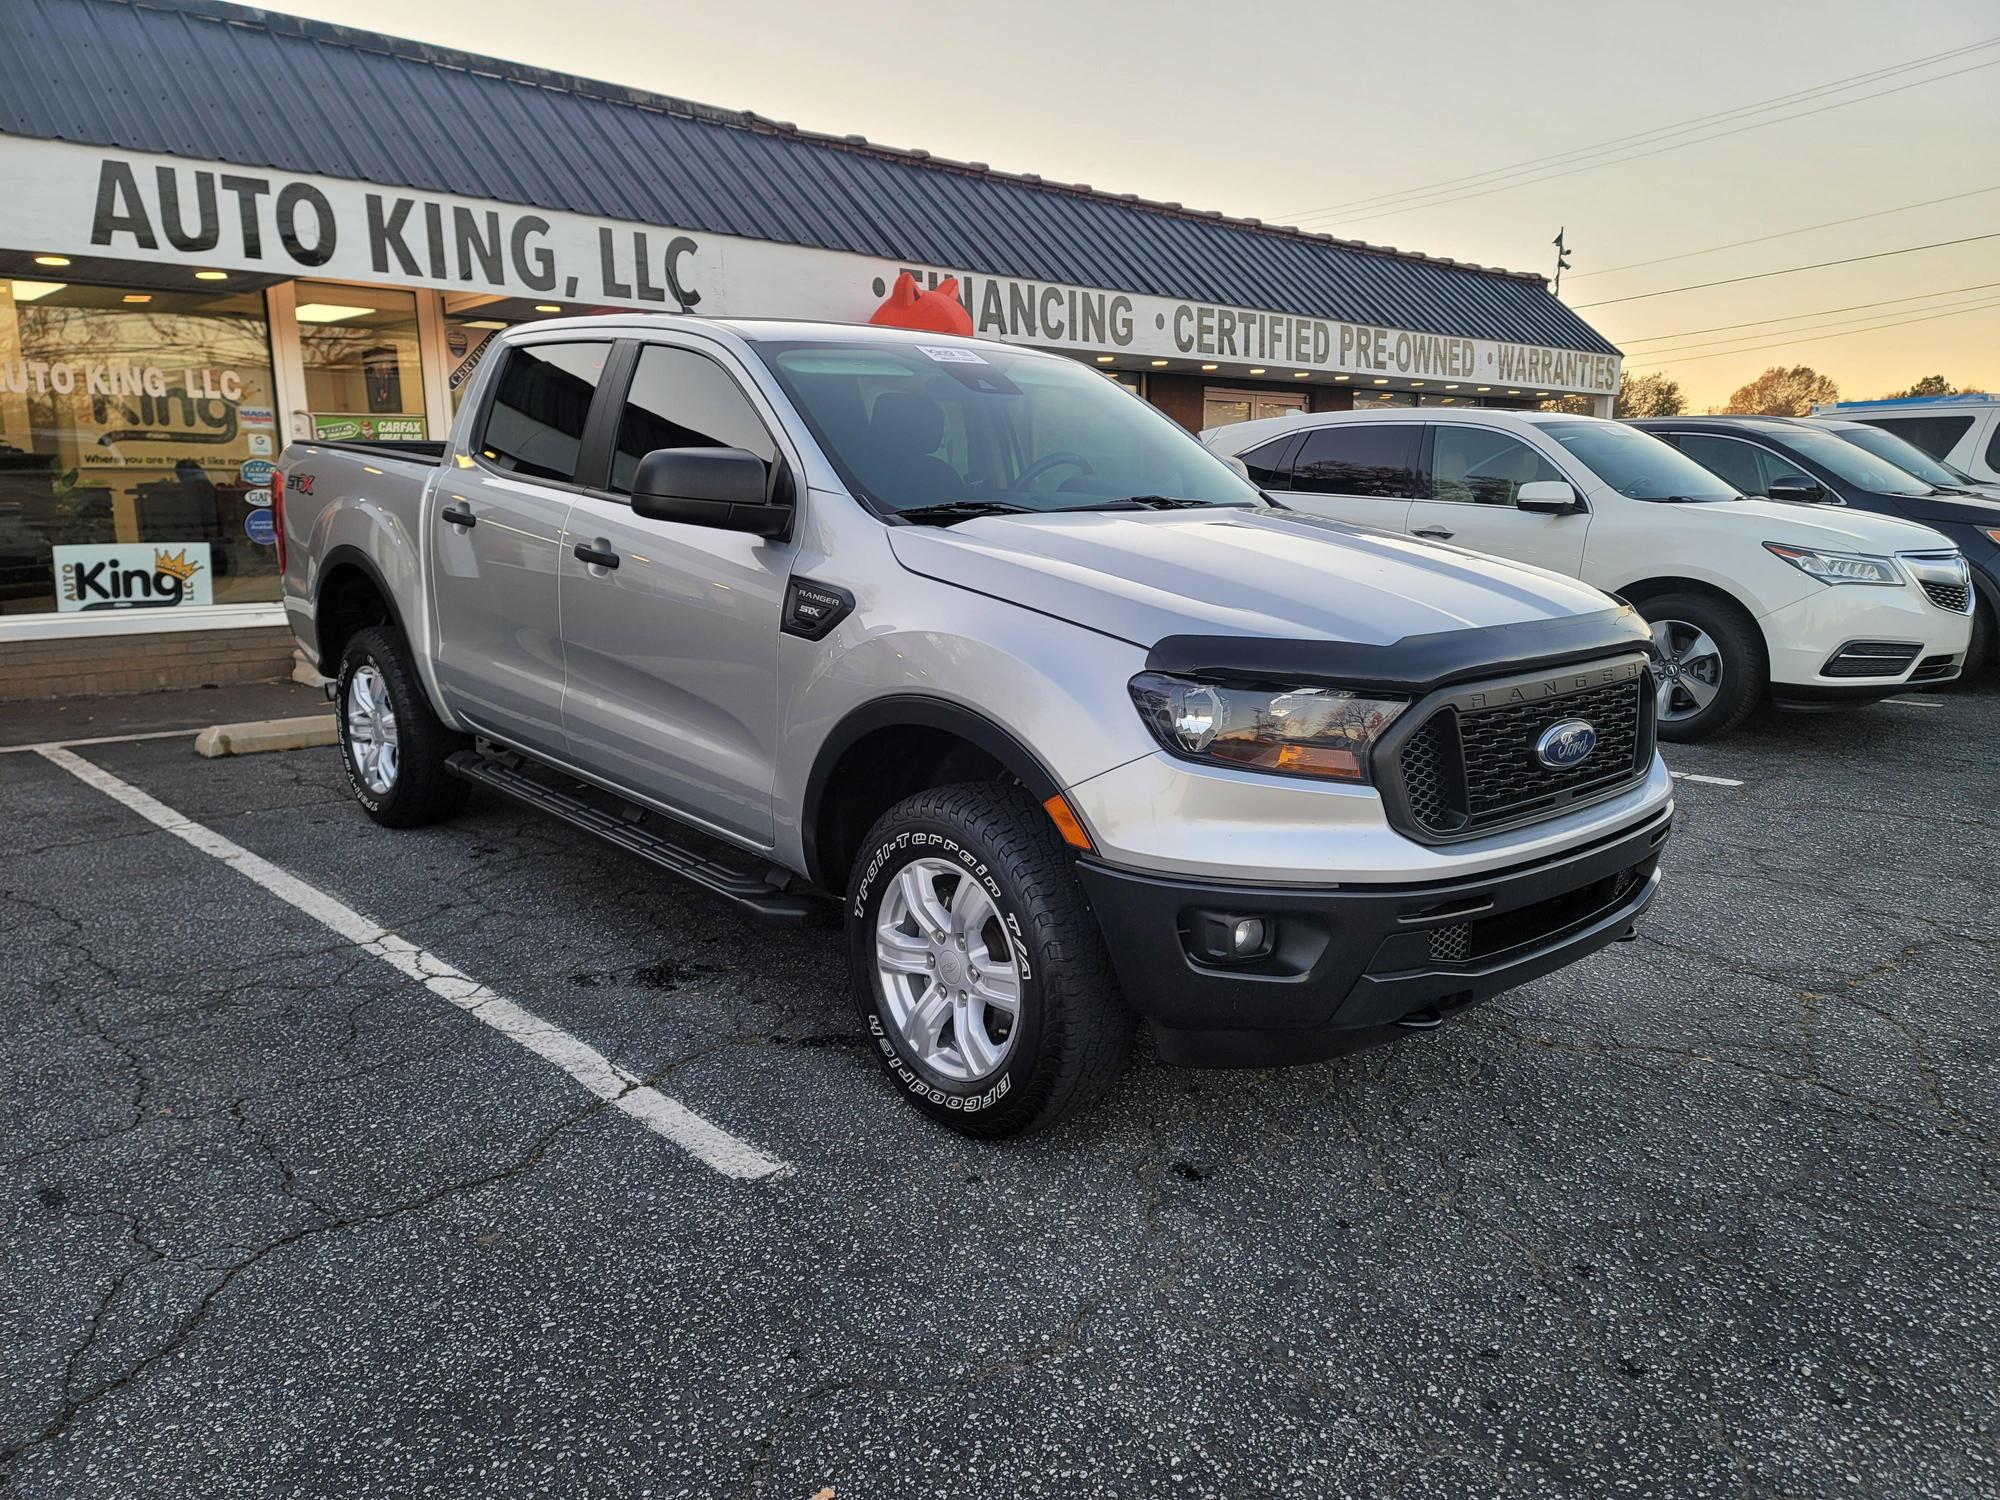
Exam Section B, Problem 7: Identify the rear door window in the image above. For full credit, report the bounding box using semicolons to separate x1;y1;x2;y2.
475;341;611;483
1289;425;1418;499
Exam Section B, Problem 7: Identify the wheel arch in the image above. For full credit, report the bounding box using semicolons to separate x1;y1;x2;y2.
1611;575;1772;659
312;546;410;671
802;696;1068;894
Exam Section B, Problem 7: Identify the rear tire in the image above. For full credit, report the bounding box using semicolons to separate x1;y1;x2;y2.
1637;591;1765;743
336;624;471;828
846;782;1133;1137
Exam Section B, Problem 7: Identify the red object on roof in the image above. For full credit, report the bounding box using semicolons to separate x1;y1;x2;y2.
868;272;973;335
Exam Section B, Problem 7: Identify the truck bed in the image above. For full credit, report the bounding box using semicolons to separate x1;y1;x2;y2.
299;438;448;466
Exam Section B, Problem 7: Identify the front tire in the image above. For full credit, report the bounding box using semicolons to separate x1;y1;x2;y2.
1638;591;1765;743
336;624;471;828
846;783;1133;1137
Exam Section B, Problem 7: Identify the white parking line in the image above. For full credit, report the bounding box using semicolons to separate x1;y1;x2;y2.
0;728;195;755
36;746;791;1183
1669;771;1744;787
1882;697;1945;708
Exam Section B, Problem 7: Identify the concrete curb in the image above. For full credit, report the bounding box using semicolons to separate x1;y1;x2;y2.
194;713;339;759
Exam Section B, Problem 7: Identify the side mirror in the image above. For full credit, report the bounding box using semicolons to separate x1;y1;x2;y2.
631;447;792;538
1765;475;1827;504
1516;479;1580;514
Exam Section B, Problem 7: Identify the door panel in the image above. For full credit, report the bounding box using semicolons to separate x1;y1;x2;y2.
1404;423;1587;575
558;342;790;846
430;340;612;756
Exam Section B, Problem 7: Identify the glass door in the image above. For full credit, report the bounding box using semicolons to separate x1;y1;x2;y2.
1202;388;1308;431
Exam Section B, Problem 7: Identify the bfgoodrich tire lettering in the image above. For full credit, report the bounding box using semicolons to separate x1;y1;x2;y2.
847;782;1133;1137
336;625;470;828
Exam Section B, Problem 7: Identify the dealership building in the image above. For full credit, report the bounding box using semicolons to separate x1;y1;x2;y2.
0;0;1623;700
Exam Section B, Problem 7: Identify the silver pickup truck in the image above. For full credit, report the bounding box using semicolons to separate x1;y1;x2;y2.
278;317;1674;1135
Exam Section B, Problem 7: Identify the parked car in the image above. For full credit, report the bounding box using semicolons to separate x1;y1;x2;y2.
280;318;1676;1136
1812;393;2000;485
1801;414;2000;502
1203;408;1972;741
1630;415;1998;675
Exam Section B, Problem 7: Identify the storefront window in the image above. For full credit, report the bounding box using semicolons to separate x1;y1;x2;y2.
443;314;514;412
0;274;280;617
296;282;428;441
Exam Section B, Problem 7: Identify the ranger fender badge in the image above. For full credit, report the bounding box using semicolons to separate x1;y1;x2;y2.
781;578;855;640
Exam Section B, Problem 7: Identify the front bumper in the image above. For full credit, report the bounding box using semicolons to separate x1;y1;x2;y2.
1077;803;1673;1067
1761;578;1971;698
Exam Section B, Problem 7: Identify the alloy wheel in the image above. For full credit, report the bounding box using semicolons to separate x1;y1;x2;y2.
875;857;1023;1084
345;662;401;795
1650;618;1723;723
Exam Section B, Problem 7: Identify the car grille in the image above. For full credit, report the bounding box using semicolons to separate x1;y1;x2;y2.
1425;865;1648;968
1910;654;1957;682
1920;579;1971;613
1822;640;1921;678
1393;674;1651;841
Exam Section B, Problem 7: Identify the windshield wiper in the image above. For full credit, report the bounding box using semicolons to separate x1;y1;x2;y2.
893;501;1034;527
1061;495;1252;511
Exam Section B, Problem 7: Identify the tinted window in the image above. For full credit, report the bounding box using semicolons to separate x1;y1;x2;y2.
1773;425;1931;495
1861;414;1974;461
477;341;609;482
1239;435;1299;487
1290;425;1417;498
1674;434;1765;495
1428;425;1564;506
1836;425;1964;489
610;345;776;495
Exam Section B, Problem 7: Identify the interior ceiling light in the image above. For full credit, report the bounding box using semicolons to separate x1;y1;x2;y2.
462;319;508;330
1443;384;1458;391
534;303;561;313
1372;378;1390;385
294;302;375;323
122;293;152;303
194;270;228;281
33;254;70;267
10;280;66;301
1410;382;1425;388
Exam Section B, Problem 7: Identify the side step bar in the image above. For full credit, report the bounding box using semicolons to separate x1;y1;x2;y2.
445;750;819;922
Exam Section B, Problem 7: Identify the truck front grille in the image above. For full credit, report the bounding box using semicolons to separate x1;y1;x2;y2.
1390;672;1652;842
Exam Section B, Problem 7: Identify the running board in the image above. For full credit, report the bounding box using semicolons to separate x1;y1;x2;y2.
445;750;819;922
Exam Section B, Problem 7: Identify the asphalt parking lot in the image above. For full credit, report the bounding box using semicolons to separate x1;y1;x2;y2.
3;683;1995;1500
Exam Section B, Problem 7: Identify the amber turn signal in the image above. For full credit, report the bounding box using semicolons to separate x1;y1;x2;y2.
1042;793;1093;851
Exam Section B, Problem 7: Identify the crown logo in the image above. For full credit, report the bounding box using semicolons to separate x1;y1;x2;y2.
152;547;203;582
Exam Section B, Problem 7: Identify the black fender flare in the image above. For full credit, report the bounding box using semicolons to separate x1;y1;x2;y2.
800;695;1068;890
310;544;411;667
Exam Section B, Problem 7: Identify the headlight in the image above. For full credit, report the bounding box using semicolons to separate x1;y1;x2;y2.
1763;542;1901;585
1128;672;1406;783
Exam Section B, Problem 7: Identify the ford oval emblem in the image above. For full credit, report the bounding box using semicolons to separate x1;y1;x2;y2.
1536;719;1597;769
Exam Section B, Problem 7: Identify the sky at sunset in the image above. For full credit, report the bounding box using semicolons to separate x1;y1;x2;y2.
272;0;1998;408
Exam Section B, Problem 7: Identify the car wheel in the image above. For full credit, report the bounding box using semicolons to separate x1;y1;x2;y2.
846;782;1133;1137
1964;597;1994;678
1638;592;1765;743
337;624;471;828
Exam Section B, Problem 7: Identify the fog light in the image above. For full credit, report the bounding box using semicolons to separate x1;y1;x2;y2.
1188;910;1274;964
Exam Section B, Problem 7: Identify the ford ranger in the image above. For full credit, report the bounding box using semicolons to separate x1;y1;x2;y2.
278;317;1674;1136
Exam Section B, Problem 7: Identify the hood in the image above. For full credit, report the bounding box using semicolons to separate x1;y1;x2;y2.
886;505;1617;647
1710;496;1960;553
1881;488;2000;529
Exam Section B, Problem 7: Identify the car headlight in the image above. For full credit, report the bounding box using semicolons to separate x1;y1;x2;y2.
1129;672;1406;783
1763;542;1902;585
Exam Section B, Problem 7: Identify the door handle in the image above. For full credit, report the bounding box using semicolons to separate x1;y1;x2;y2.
1412;526;1455;540
440;504;476;528
574;539;621;570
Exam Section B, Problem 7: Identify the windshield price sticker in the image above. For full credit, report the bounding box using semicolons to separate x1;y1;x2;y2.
917;345;988;365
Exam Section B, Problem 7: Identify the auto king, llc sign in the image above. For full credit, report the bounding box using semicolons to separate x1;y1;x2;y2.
0;137;1621;397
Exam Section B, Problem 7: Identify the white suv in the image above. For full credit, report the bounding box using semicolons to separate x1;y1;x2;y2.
1203;408;1973;741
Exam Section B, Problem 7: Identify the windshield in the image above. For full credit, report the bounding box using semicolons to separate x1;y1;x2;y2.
1541;421;1738;501
1833;424;1966;490
759;340;1263;515
1775;424;1934;496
